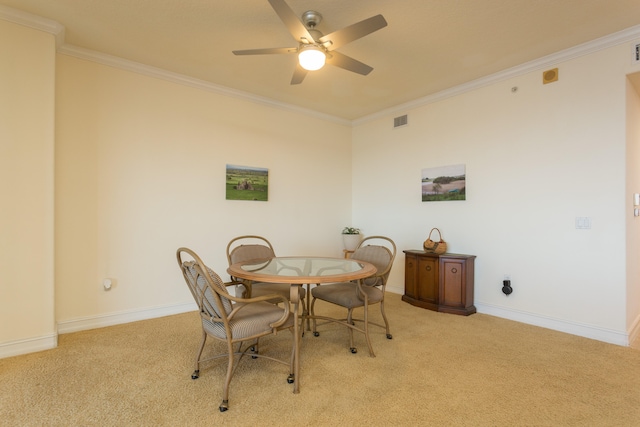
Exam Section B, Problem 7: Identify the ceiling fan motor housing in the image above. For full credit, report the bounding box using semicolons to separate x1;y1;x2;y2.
302;10;322;28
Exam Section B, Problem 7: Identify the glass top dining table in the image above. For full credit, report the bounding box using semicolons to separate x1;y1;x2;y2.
227;256;377;285
227;256;376;394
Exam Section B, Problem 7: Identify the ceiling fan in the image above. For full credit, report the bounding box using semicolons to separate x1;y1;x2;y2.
232;0;387;85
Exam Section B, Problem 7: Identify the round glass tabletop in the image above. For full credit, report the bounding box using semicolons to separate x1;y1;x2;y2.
228;256;376;284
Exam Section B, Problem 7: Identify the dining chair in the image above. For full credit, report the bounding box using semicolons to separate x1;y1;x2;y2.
310;236;396;357
177;247;295;412
226;235;306;304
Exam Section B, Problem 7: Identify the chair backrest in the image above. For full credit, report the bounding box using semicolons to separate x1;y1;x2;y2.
352;236;397;287
226;235;276;266
177;247;233;318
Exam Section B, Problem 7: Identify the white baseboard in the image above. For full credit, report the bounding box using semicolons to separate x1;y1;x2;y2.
628;313;640;347
5;296;630;360
389;286;630;346
57;298;630;347
53;298;635;347
475;302;629;346
57;301;197;334
1;302;198;359
0;333;58;359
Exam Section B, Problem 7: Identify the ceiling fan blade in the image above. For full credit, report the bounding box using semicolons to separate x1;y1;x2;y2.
290;63;308;85
319;14;387;51
268;0;315;43
232;47;297;56
326;51;374;76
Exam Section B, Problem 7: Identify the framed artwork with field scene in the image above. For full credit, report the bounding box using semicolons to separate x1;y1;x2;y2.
421;164;466;202
226;164;269;201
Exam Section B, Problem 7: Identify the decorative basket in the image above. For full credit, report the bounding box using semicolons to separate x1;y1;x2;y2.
423;228;447;254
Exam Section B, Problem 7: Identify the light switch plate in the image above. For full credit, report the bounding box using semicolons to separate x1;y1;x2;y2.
575;217;591;229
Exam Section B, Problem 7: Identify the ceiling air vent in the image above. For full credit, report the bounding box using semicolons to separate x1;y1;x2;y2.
393;114;408;128
634;41;640;64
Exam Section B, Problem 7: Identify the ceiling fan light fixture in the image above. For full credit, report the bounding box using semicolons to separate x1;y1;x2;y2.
298;45;326;71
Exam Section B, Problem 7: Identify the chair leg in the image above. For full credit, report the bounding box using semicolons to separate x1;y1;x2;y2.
379;299;392;339
363;302;376;358
287;329;295;384
347;308;357;353
302;284;310;332
220;341;235;412
192;330;207;379
311;297;320;337
250;338;260;359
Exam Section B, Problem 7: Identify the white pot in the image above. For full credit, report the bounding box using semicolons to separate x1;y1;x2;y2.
342;234;362;251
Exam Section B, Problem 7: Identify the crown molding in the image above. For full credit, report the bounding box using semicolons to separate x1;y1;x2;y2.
3;3;640;127
57;44;351;126
353;24;640;126
0;5;65;47
0;4;349;125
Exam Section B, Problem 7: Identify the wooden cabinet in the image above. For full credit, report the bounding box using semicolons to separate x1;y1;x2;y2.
402;250;476;316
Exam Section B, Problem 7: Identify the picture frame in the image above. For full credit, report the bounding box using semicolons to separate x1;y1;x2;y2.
421;164;466;202
226;164;269;201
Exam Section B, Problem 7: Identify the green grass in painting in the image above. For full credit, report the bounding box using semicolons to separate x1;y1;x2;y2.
422;192;466;202
226;170;268;201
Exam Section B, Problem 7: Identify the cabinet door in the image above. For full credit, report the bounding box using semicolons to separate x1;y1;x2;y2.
417;256;438;304
404;255;418;299
440;259;465;308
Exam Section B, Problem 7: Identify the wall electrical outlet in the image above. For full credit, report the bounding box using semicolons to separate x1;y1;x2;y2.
502;278;513;295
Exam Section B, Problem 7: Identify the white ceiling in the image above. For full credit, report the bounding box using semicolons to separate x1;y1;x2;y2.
3;0;640;121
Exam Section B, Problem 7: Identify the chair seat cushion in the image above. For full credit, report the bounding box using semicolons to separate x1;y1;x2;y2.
244;282;306;301
311;282;383;309
202;301;294;340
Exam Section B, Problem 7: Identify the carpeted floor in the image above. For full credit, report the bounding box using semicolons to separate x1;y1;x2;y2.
1;294;640;426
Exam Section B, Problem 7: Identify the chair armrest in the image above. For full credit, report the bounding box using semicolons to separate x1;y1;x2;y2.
224;279;244;288
355;279;368;301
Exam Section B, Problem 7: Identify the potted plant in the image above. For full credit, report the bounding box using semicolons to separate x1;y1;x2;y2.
342;227;362;251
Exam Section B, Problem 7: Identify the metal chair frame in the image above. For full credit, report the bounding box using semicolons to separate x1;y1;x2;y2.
177;247;295;412
310;236;396;357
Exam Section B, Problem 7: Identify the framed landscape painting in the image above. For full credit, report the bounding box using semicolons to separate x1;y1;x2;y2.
421;164;466;202
226;164;269;201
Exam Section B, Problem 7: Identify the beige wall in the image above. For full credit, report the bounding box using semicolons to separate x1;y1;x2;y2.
353;43;639;344
626;75;640;342
0;20;56;354
54;54;353;329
